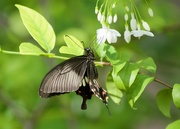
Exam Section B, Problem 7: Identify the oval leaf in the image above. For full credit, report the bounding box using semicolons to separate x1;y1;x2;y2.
156;89;172;118
95;43;106;61
19;42;45;55
59;35;84;56
166;120;180;129
126;74;154;109
112;60;126;90
106;71;123;104
16;4;56;53
105;44;119;65
118;62;139;88
172;84;180;109
137;57;157;74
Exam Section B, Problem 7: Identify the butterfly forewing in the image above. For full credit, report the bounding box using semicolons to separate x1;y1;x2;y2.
39;55;88;98
39;47;110;116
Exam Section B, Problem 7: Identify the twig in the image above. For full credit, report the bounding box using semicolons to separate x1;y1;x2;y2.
154;78;173;89
95;61;112;66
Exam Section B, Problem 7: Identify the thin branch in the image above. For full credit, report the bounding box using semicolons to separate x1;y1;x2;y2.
154;78;173;89
0;47;69;60
95;61;112;66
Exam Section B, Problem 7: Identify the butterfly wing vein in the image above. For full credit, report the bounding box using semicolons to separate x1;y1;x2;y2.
39;56;88;98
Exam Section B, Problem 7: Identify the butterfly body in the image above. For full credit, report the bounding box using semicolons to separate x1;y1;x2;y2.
39;48;110;115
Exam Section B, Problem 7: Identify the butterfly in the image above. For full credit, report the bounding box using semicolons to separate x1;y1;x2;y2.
39;47;111;116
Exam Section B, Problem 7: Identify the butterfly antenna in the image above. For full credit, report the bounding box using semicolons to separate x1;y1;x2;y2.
95;36;106;50
88;36;97;51
65;35;84;50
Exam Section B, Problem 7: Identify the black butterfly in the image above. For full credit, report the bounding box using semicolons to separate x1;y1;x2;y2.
39;47;111;116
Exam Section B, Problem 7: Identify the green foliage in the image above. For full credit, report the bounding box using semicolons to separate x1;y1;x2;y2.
137;57;157;74
156;89;172;118
105;54;156;108
19;42;45;55
0;4;170;111
172;84;180;109
126;74;154;109
0;4;159;110
106;72;123;104
112;61;127;90
0;2;180;129
16;4;56;53
59;35;84;56
166;119;180;129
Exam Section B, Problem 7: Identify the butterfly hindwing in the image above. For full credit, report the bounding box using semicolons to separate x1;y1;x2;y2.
39;55;88;98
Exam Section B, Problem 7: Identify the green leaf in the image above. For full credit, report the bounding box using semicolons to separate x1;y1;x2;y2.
138;57;157;73
59;35;84;56
95;43;106;61
106;71;123;104
16;4;56;53
105;44;119;65
19;42;45;55
112;62;139;91
172;84;180;109
166;120;180;129
119;62;139;88
112;61;127;90
156;89;172;118
126;74;154;109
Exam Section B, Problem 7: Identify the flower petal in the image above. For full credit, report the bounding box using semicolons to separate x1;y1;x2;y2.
124;30;131;43
108;15;113;24
113;14;118;23
96;28;107;44
96;25;120;44
130;13;137;30
131;30;154;38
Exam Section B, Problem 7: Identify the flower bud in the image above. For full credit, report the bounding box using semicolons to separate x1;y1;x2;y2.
113;14;117;23
142;20;150;31
148;8;154;17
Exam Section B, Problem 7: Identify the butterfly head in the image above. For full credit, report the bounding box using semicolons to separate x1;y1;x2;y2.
84;47;95;58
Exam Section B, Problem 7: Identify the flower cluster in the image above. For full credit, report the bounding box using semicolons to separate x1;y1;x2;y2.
95;0;154;44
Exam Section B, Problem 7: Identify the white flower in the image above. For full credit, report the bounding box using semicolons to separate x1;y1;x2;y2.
124;25;131;43
96;24;121;44
142;20;150;31
130;24;154;38
130;13;137;30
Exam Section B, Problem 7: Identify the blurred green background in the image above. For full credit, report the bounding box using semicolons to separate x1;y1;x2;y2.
0;0;180;129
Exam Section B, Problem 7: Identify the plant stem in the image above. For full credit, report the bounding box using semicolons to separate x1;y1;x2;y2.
0;48;69;60
154;78;173;89
95;61;112;66
96;60;174;89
